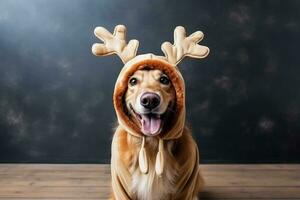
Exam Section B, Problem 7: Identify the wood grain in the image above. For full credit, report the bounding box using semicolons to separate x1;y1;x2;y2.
0;164;299;199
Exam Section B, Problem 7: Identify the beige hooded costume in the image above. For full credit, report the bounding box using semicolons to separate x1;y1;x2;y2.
92;25;209;200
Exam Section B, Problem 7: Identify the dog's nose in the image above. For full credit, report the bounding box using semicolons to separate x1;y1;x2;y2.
140;92;160;109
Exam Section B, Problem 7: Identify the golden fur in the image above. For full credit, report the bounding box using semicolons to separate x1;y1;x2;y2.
125;69;176;133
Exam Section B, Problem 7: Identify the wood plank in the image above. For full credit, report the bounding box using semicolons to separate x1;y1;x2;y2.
0;164;299;171
0;186;299;199
0;164;299;199
0;171;299;187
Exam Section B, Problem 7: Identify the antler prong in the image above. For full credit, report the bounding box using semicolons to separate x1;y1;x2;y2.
92;25;139;63
161;26;209;65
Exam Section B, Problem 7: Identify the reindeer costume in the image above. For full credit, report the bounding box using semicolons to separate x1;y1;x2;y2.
92;25;209;200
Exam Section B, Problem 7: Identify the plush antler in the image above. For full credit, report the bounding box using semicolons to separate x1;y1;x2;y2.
161;26;209;65
92;25;139;64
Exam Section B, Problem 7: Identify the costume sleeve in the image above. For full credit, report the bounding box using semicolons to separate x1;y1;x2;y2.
174;137;203;200
110;129;133;200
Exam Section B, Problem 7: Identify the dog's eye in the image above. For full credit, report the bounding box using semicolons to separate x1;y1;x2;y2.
129;77;138;86
159;75;170;85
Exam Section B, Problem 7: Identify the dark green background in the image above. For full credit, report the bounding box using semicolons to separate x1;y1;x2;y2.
0;0;299;163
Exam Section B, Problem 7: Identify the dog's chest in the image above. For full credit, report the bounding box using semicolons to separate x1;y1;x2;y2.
130;141;177;199
131;161;177;200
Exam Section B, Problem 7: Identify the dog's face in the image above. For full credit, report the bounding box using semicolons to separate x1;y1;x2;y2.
125;68;176;136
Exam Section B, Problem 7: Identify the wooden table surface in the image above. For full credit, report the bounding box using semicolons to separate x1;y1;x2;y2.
0;164;299;199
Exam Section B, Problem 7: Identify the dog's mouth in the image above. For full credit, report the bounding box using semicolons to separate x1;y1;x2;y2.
129;104;163;136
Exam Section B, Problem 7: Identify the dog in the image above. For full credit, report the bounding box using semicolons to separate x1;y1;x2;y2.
123;68;203;200
92;25;209;200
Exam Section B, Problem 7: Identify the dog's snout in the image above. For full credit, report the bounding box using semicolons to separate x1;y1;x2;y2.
140;92;160;109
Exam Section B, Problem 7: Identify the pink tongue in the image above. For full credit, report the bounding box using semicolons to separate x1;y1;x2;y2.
141;114;162;135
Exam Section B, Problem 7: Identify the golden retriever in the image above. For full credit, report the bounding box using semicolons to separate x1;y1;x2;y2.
91;24;209;200
110;67;203;200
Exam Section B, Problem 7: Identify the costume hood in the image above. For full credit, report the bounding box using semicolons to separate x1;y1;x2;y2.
113;54;186;140
92;25;209;176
